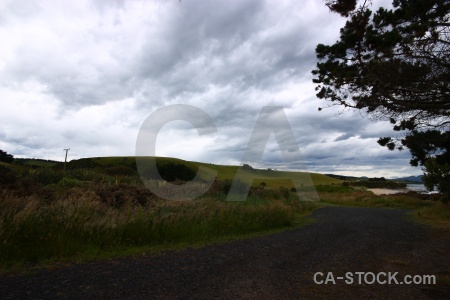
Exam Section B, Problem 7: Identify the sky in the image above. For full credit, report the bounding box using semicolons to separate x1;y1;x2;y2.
0;0;423;178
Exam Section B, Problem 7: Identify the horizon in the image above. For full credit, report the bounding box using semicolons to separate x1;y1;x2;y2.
12;154;423;180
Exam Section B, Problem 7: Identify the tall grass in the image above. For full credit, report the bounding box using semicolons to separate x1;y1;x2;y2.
9;162;440;268
414;202;450;229
0;184;314;266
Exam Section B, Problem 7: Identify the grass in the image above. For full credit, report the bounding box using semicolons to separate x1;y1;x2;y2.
316;185;429;209
14;158;60;167
412;202;450;229
91;156;342;188
2;155;448;274
316;185;450;230
321;192;428;208
0;177;318;272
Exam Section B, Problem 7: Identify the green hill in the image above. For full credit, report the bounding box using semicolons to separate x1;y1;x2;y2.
67;156;341;189
14;158;61;167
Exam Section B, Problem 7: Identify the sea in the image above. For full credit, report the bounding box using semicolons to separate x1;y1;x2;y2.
406;183;438;194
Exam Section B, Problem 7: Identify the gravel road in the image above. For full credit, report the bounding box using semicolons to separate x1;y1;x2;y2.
1;206;449;299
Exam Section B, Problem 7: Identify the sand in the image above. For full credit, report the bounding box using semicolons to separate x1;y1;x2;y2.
367;188;410;195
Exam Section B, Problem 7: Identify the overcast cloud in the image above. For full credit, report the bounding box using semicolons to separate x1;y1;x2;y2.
0;0;421;177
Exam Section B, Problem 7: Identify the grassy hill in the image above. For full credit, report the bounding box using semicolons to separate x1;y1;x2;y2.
14;158;61;167
68;156;341;188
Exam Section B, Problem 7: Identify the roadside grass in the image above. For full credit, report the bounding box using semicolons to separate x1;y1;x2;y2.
3;157;448;274
316;186;450;229
1;213;318;276
317;186;428;209
412;202;450;229
0;181;318;272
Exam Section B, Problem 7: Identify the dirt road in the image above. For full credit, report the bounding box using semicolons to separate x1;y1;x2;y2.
1;206;449;299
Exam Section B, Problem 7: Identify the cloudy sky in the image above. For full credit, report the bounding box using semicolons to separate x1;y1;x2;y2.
0;0;422;177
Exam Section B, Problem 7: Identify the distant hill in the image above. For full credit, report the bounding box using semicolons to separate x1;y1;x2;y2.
325;174;360;181
394;175;423;183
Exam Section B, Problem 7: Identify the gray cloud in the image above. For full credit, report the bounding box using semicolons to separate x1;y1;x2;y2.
0;0;422;178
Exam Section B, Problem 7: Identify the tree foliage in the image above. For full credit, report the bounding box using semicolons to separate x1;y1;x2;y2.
313;0;450;200
156;162;197;182
0;149;14;164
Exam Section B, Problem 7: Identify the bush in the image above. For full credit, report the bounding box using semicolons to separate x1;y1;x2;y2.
0;165;17;185
91;184;156;208
58;178;85;188
30;168;64;185
66;169;103;182
316;185;353;193
343;180;406;189
62;158;101;170
156;162;197;182
105;166;136;176
0;149;13;164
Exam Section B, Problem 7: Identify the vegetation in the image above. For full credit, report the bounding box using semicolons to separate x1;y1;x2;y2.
0;159;319;269
318;189;428;209
423;158;450;203
343;180;407;189
0;187;316;266
0;149;14;164
150;162;197;182
313;0;450;201
14;158;60;167
306;184;450;230
1;155;448;271
414;201;450;229
315;184;448;229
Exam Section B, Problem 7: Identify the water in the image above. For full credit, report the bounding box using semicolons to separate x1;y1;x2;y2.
406;183;438;194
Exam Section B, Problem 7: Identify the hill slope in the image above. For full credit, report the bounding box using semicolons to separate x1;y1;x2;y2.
69;156;341;188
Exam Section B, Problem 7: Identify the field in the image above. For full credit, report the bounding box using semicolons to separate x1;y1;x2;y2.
0;156;448;272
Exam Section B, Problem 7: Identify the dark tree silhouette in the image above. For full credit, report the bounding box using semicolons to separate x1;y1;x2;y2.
313;0;450;201
0;149;14;164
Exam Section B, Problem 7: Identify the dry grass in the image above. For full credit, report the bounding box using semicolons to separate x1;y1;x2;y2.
0;183;315;267
413;202;450;229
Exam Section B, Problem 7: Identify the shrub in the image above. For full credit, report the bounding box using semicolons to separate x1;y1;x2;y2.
61;158;101;170
58;178;85;188
315;185;353;193
156;162;197;182
0;149;13;164
30;168;64;185
343;180;406;189
105;166;136;176
91;184;156;208
66;169;103;182
0;165;17;185
226;178;251;196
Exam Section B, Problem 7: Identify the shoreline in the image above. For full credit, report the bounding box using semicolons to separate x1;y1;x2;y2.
367;188;410;195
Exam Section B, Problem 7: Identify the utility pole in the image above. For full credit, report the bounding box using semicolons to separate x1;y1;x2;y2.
63;148;70;176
